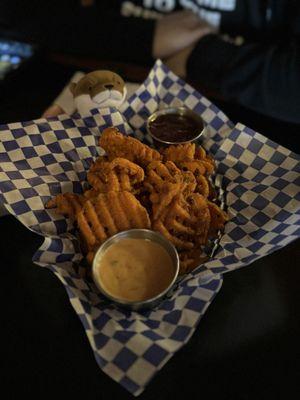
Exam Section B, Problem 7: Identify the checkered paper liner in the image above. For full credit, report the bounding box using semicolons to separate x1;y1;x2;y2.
0;60;299;395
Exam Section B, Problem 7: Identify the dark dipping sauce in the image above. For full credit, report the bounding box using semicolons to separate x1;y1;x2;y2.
149;113;203;143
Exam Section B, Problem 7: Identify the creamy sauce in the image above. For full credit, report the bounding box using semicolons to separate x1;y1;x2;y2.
97;238;175;302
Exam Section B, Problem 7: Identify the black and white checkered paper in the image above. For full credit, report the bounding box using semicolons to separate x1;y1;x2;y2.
0;61;299;395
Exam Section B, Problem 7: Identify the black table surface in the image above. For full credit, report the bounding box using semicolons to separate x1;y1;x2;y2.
1;57;299;400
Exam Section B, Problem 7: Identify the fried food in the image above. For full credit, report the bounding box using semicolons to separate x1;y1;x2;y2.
182;171;197;194
144;161;182;192
77;191;151;258
195;175;210;198
194;146;215;175
144;160;183;219
152;192;211;251
46;125;227;275
178;160;210;197
186;193;211;244
208;200;228;237
179;249;208;275
161;142;214;206
99;127;161;167
162;142;195;162
87;157;144;193
83;188;99;200
144;161;197;219
180;160;206;176
150;182;183;220
46;193;87;219
89;155;108;168
145;161;196;194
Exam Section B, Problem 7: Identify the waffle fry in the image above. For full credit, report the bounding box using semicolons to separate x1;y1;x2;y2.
208;200;228;236
46;193;87;219
83;188;99;200
99;127;161;167
182;171;197;194
145;161;196;195
152;192;210;251
46;125;227;274
179;249;208;275
194;146;215;175
150;182;183;220
144;161;182;193
194;146;206;160
195;175;210;198
144;161;197;219
77;191;151;255
179;160;206;176
178;160;210;197
162;142;195;162
87;157;144;193
89;155;108;169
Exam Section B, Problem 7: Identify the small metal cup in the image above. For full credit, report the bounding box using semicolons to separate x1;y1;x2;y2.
146;106;206;147
92;229;180;311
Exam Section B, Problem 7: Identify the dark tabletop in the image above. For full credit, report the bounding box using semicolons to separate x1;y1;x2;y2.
1;56;299;400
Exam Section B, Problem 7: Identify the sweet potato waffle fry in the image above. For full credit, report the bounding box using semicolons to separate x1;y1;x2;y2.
46;126;228;274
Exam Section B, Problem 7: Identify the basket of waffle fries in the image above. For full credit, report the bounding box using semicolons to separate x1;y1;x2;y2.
46;127;228;276
0;60;299;396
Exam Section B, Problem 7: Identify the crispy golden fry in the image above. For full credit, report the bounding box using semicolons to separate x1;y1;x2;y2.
144;161;197;219
77;191;151;257
89;155;109;169
153;194;195;249
182;171;197;194
87;157;144;193
153;192;210;251
186;193;211;244
144;161;182;219
83;188;99;200
45;129;228;274
150;182;183;220
46;193;87;219
194;146;215;175
179;158;214;177
198;159;215;175
207;201;228;236
153;219;194;250
179;160;206;176
162;142;195;162
195;175;210;198
145;161;196;195
194;145;206;160
207;179;217;201
179;249;209;275
99;127;161;167
144;161;182;193
178;160;209;196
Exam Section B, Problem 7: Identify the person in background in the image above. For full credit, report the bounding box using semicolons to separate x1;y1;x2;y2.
1;0;300;123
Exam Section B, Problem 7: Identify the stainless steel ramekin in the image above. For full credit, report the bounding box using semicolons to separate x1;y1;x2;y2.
146;106;206;146
92;229;179;311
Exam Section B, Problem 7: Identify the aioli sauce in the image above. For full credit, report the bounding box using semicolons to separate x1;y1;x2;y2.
149;113;202;142
97;238;175;302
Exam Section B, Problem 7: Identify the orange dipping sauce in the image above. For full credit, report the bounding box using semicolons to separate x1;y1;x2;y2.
95;238;175;302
